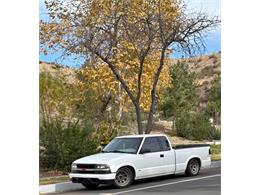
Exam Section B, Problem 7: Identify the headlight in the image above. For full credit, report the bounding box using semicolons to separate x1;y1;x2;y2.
71;164;77;170
95;164;109;169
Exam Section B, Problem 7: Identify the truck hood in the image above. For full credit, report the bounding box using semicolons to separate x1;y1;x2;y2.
73;152;134;165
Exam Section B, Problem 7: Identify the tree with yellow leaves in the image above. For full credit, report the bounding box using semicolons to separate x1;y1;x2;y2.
78;51;171;127
40;0;219;134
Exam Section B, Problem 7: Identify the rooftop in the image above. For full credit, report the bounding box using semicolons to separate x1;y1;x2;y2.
116;134;167;138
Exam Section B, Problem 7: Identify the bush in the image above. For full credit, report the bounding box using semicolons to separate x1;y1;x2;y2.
210;144;221;161
175;112;220;141
40;122;98;172
199;66;214;78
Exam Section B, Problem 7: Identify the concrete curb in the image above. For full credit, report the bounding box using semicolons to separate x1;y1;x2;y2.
206;140;221;145
40;175;68;180
39;181;84;194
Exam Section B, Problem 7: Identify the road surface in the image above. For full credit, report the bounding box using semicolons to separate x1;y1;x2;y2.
53;162;220;195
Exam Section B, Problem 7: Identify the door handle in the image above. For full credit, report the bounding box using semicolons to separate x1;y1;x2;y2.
160;154;164;158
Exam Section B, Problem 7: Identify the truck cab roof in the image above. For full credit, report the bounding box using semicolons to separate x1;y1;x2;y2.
116;134;168;138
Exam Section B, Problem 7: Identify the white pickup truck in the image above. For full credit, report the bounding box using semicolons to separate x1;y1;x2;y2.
69;134;211;189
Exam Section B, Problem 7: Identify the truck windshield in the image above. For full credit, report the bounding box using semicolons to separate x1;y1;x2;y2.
102;137;143;154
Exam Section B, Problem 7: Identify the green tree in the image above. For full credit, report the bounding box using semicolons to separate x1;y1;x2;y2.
40;72;72;125
40;71;97;125
159;62;220;140
160;61;197;119
206;75;221;125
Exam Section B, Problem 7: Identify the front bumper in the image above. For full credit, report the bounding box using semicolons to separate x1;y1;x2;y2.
69;173;116;181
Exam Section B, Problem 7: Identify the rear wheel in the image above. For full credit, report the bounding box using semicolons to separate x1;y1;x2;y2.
113;167;134;188
185;158;200;176
81;182;99;189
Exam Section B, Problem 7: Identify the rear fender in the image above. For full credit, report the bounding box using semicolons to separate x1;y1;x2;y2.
185;155;202;168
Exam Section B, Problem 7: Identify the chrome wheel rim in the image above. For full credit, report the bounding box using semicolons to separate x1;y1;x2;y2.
115;169;130;187
190;160;199;174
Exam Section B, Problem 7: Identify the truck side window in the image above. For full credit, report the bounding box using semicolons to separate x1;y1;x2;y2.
141;137;161;153
158;136;171;151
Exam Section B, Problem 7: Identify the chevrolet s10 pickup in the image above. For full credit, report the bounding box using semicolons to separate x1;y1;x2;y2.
69;134;211;188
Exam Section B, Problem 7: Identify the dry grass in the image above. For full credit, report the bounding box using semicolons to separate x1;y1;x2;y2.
169;136;207;146
211;144;221;161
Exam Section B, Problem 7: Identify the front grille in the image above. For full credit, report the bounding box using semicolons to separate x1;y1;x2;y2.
71;170;111;174
72;164;111;174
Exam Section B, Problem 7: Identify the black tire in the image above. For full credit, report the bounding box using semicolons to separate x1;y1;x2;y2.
185;158;200;176
113;167;134;188
81;182;99;189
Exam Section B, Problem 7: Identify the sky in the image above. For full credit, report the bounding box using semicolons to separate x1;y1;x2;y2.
39;0;221;67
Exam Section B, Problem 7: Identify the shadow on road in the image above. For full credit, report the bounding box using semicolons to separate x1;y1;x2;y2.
79;172;210;192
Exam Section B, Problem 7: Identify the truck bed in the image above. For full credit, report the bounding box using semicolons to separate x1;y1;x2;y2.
173;144;210;150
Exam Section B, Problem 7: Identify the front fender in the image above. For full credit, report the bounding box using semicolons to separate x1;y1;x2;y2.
109;162;137;174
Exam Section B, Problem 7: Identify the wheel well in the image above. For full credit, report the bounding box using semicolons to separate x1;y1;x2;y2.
188;157;201;168
118;166;136;179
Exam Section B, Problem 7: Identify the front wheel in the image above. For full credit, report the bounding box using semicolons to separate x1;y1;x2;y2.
113;167;134;188
185;158;200;176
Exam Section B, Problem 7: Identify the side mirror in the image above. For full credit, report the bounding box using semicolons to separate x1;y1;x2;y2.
99;143;107;151
139;148;151;154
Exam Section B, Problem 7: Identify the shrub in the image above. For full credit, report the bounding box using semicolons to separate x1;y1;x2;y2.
199;66;214;78
40;121;98;172
175;112;220;141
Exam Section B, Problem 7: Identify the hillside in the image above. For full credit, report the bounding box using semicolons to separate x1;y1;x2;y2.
39;61;77;84
169;52;221;108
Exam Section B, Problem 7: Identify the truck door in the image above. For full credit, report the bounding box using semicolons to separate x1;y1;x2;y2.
135;137;166;178
157;136;176;174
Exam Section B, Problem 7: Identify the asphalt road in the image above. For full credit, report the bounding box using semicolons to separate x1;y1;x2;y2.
54;162;221;195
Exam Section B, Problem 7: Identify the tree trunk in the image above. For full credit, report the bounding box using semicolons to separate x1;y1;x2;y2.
134;103;143;134
145;47;166;134
145;89;156;134
173;117;176;132
95;53;144;134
